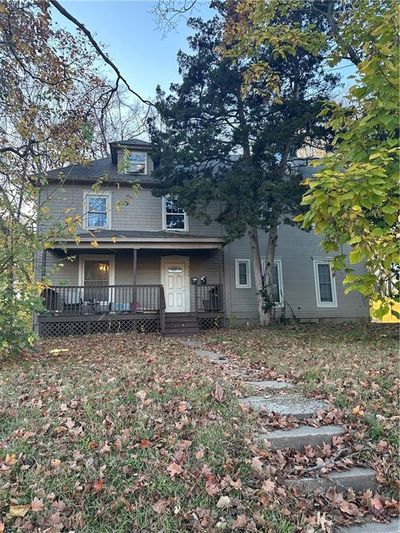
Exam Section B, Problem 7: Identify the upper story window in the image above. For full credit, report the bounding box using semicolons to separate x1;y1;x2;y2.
235;259;251;288
162;197;188;231
126;151;147;174
84;192;111;230
262;259;284;305
313;259;337;307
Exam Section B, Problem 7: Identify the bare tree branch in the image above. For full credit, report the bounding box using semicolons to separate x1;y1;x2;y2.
49;0;155;107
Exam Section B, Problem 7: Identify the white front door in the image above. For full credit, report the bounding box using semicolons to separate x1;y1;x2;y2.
162;258;189;312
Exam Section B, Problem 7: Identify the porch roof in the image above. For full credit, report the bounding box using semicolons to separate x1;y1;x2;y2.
54;230;224;249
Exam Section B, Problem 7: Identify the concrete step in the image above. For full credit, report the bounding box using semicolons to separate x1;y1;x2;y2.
256;424;346;451
239;394;328;419
335;517;400;533
243;380;295;391
287;467;376;494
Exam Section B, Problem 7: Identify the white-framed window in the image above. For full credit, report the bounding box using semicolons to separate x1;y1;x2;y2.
126;151;147;174
83;191;111;230
162;197;188;231
313;260;338;307
235;259;251;288
262;259;284;305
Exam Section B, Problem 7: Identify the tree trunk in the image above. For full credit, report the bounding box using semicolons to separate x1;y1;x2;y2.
263;224;278;326
248;226;268;326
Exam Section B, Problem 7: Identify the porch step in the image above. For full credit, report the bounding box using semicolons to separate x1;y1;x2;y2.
163;313;199;336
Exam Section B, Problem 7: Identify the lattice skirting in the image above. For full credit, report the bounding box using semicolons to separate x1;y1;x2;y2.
198;315;223;330
39;316;160;338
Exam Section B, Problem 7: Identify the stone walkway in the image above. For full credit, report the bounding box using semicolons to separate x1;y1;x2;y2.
181;338;399;533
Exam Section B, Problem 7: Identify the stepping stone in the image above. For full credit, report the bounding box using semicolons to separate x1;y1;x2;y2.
335;517;400;533
239;394;328;419
195;349;227;362
287;467;376;494
243;380;294;391
256;424;345;451
180;339;202;348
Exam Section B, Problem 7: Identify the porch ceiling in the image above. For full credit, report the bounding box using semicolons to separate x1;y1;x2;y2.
54;230;224;250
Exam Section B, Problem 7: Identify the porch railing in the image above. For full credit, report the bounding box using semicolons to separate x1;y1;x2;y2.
194;283;223;313
41;284;163;316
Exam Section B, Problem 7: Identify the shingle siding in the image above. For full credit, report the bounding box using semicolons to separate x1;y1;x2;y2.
39;184;223;237
223;225;369;323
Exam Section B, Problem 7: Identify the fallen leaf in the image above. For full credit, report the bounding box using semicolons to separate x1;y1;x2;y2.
205;479;221;495
370;495;383;511
214;382;224;402
92;478;105;493
339;501;363;516
261;479;275;494
196;448;205;460
152;498;170;514
352;405;365;416
251;456;263;473
216;495;231;509
9;504;30;517
233;514;247;529
167;462;182;478
31;497;44;512
5;453;16;466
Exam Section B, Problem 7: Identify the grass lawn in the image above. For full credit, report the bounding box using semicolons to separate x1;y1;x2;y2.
0;334;300;532
0;326;398;532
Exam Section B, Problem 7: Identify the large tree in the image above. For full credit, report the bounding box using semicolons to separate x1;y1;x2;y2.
0;0;147;354
150;10;337;325
222;0;399;316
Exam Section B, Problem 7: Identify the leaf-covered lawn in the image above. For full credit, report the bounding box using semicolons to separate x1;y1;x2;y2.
0;329;398;532
202;323;399;488
0;335;259;532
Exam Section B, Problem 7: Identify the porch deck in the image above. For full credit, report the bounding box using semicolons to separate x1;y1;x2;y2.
37;283;224;337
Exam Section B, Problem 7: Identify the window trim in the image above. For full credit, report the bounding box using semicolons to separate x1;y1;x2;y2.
162;196;189;232
235;259;251;289
262;259;284;306
83;191;112;230
313;259;338;308
126;150;147;175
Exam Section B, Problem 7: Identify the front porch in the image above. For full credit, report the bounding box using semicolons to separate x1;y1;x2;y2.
37;245;225;337
38;283;224;337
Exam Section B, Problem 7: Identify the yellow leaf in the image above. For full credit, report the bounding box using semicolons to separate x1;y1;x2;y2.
5;454;16;466
9;504;30;517
91;240;99;248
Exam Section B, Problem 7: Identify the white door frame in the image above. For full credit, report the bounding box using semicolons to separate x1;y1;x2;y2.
160;255;190;313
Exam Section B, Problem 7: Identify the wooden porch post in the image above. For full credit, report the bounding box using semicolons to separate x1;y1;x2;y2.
218;247;226;325
133;249;137;315
133;249;137;286
41;249;47;281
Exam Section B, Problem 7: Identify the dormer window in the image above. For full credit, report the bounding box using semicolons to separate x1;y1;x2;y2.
162;197;188;231
127;151;147;174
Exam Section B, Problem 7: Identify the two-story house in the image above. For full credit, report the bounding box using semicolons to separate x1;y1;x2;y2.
35;138;368;337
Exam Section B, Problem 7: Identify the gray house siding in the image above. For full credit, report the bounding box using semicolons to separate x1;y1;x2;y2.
39;184;223;237
223;225;369;323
